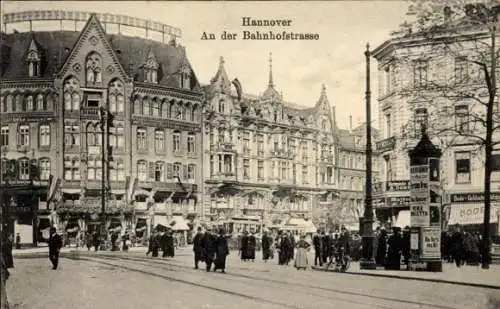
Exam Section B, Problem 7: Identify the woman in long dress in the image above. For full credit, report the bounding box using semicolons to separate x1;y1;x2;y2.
294;234;310;270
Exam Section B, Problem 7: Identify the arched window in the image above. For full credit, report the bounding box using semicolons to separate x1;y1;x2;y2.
24;95;33;111
108;79;124;113
191;105;198;122
171;102;178;119
85;52;102;84
218;100;225;114
39;124;51;147
178;104;185;120
35;94;44;111
137;160;148;181
173;162;182;177
15;95;22;112
6;95;12;112
0;96;5;113
322;119;327;131
134;96;141;115
87;156;96;180
142;97;150;116
185;104;192;121
63;77;80;111
152;99;159;117
86;123;96;146
187;132;196;153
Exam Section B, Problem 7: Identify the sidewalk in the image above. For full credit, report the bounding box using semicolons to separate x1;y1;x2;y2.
312;262;500;289
11;245;149;258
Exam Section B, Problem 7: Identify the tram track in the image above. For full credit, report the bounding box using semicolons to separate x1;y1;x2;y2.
74;253;469;309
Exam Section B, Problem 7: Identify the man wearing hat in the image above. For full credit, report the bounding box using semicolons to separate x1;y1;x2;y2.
48;227;63;270
202;226;216;272
193;227;205;269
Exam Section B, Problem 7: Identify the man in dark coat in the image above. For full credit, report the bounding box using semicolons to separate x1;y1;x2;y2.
165;229;175;258
1;234;13;270
313;229;324;266
48;227;63;270
193;227;205;269
213;228;229;273
322;230;331;265
202;227;216;272
247;230;257;262
375;228;388;266
261;230;273;262
385;227;402;270
240;230;249;261
451;226;465;267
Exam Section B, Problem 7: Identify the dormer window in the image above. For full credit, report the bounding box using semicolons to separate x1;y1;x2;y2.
181;65;191;90
85;52;102;84
144;50;159;84
26;39;41;77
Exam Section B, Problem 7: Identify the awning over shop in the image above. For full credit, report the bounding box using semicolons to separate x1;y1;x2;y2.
393;210;411;228
61;188;81;194
448;203;499;225
286;218;307;226
170;215;190;231
153;215;169;228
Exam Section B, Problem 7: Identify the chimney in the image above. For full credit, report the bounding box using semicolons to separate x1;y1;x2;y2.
349;115;353;131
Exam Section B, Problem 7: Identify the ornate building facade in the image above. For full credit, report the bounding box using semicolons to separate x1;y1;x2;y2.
371;4;500;232
202;56;338;233
0;12;204;245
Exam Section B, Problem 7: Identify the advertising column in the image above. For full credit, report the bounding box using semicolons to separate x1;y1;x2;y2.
408;127;443;272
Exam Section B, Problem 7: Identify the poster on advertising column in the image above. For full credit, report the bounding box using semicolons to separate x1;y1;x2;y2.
421;226;441;259
410;165;430;227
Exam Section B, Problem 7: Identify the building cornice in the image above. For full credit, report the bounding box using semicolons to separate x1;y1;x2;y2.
0;79;54;89
134;82;204;102
372;27;491;61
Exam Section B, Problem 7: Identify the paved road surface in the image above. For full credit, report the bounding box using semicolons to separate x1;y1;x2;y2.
6;249;500;309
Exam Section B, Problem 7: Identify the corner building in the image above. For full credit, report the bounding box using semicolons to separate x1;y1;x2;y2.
0;12;204;245
202;57;338;233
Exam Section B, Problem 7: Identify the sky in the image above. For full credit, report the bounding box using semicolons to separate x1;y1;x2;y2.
1;1;410;130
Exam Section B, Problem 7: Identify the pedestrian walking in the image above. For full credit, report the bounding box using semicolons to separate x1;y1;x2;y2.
313;229;324;266
375;228;387;266
294;234;310;270
213;228;229;273
48;227;63;270
193;227;205;269
261;230;273;262
202;227;216;272
451;225;465;267
385;227;402;270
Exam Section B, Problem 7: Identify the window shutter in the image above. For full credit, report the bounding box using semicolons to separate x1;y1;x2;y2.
148;162;155;181
183;164;188;179
167;163;173;179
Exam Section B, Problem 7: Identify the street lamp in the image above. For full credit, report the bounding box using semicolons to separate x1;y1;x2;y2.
99;107;109;249
360;43;376;269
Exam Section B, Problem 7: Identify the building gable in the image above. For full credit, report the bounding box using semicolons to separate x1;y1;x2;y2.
58;14;128;84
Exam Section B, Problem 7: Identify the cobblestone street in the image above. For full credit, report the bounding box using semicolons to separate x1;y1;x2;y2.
6;248;500;309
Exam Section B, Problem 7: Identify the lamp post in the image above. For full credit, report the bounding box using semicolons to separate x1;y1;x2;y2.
360;43;376;269
99;107;108;249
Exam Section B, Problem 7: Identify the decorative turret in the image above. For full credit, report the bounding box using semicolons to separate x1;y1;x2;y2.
210;56;232;93
261;52;281;101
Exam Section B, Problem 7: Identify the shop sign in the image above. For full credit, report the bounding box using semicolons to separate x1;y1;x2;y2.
375;137;396;152
13;206;32;213
386;180;410;192
451;193;500;203
387;196;410;207
421;227;441;259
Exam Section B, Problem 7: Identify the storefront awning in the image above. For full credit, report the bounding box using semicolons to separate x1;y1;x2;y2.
61;188;81;194
286;218;307;226
393;210;411;228
153;215;169;227
448;203;499;225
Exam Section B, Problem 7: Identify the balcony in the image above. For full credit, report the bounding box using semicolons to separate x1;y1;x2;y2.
375;137;396;153
211;142;235;153
80;107;100;118
211;172;237;183
152;181;198;192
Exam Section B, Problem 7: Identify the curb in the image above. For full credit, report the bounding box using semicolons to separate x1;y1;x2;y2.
311;266;500;290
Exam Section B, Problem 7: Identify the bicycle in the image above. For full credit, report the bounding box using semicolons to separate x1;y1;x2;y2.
326;246;350;272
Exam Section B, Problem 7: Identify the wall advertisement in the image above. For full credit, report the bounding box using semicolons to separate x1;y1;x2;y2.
410;165;430;227
421;226;441;259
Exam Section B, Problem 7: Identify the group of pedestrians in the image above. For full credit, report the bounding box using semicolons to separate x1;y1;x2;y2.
442;225;489;267
192;227;230;273
311;226;351;267
146;229;175;258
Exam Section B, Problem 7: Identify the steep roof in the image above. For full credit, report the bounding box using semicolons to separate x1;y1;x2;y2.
0;30;202;91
